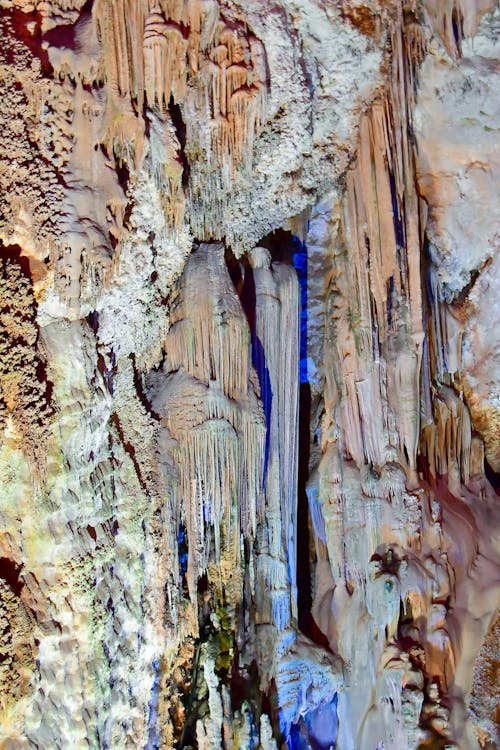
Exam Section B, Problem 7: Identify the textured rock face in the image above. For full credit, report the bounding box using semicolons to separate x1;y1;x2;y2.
0;1;499;749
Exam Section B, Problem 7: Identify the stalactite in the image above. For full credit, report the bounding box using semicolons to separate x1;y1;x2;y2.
166;246;251;401
421;0;496;58
93;0;267;179
333;13;426;480
143;8;188;109
152;243;265;617
315;10;500;749
147;109;186;229
249;246;300;630
420;385;474;488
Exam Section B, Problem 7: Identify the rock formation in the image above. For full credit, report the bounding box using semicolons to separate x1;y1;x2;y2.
0;1;498;749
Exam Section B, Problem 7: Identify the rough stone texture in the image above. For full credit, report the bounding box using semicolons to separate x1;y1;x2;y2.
414;8;500;472
0;1;498;749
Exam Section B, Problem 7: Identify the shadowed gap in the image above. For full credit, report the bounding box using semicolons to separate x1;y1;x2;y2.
0;557;23;597
169;96;190;189
41;0;93;51
485;459;500;495
296;381;313;634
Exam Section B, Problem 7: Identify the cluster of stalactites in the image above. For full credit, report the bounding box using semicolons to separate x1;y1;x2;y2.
418;210;484;491
342;18;425;349
159;370;264;596
200;20;267;167
94;0;267;169
421;0;495;58
335;19;426;478
166;245;251;400
160;243;265;603
93;0;209;104
420;385;484;485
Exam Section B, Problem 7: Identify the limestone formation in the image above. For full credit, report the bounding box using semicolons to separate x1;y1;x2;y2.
0;1;498;749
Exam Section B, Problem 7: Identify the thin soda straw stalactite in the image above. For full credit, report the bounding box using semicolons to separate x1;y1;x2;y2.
179;420;239;566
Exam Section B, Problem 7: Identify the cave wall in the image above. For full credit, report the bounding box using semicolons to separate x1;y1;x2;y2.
0;1;498;749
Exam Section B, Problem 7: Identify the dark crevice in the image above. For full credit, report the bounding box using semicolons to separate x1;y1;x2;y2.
225;246;244;298
255;228;300;265
231;250;255;338
169;96;190;190
86;310;99;334
86;525;97;542
0;242;33;279
484;459;500;495
111;147;132;236
36;360;53;402
130;354;161;422
0;557;23;597
110;412;145;491
177;523;189;594
451;8;463;54
297;382;312;632
115;158;130;203
452;256;491;307
296;382;331;651
386;275;395;328
389;170;405;251
41;0;93;51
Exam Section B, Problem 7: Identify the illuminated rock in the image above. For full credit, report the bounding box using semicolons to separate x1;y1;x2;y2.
0;2;498;749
